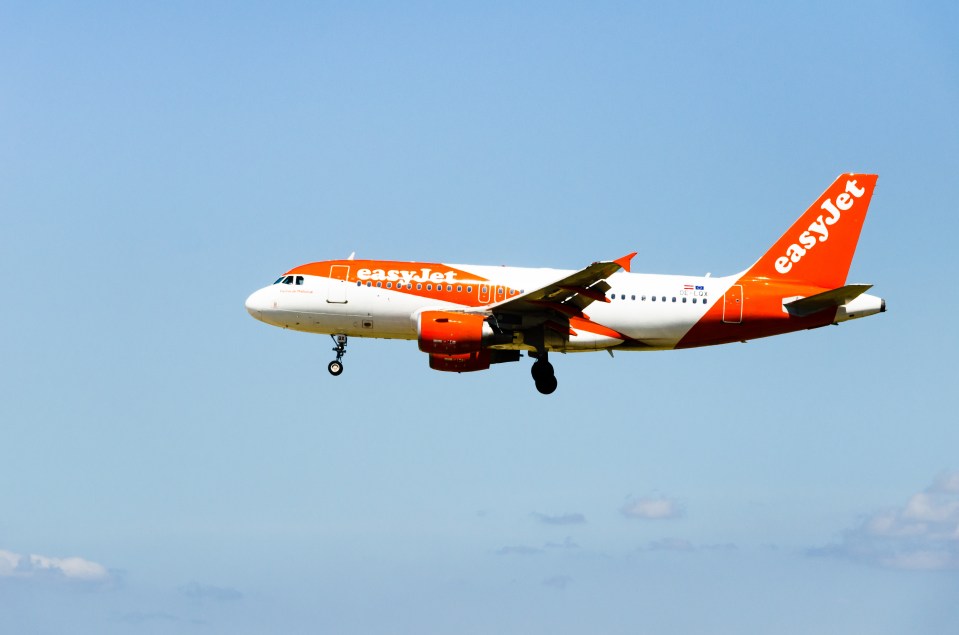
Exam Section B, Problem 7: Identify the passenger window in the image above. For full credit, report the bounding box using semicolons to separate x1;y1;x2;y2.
387;282;393;288
651;296;656;302
457;285;462;292
426;284;432;291
703;298;708;305
417;283;422;290
367;282;372;287
692;298;697;303
481;286;488;293
356;281;361;286
661;296;666;302
672;297;676;302
621;294;625;300
682;297;686;303
459;286;463;293
467;286;473;293
376;282;382;288
641;295;646;301
631;295;636;301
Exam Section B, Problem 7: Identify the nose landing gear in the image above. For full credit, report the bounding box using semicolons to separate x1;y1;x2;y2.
530;354;557;395
328;334;347;376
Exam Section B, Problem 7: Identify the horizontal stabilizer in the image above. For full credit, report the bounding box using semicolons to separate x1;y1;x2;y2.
784;284;873;317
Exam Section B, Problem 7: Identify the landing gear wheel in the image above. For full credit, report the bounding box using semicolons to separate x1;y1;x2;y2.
535;374;558;395
328;334;347;377
531;359;554;382
530;354;556;394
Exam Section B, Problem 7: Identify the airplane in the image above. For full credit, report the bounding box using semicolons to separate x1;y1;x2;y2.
245;173;885;394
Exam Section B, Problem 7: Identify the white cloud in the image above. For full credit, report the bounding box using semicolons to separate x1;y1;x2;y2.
0;550;19;576
496;538;579;555
639;538;737;553
0;548;110;582
532;512;587;526
621;496;684;520
931;471;959;494
808;471;959;570
902;492;959;523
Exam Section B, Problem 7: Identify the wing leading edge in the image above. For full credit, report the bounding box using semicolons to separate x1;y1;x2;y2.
490;252;636;318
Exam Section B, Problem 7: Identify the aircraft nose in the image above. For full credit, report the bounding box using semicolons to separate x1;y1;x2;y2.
245;287;272;319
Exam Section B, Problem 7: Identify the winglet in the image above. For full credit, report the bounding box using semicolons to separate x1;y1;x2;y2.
614;252;637;273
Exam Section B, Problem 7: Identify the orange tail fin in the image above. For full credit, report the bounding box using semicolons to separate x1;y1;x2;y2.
745;174;878;288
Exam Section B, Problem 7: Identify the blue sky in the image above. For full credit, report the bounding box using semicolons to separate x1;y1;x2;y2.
2;1;958;633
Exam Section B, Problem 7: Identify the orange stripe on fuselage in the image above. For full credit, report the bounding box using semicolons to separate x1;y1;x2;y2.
676;279;836;348
286;259;527;307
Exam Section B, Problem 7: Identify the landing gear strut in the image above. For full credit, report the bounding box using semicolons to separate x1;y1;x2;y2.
328;334;347;376
530;353;557;395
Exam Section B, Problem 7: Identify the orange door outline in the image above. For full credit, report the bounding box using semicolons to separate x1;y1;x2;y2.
327;265;350;303
723;284;743;323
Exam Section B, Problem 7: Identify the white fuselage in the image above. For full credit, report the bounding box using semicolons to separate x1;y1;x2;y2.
247;265;735;351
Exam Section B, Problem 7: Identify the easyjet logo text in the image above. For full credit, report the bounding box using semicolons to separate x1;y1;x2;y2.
774;179;866;275
356;267;462;284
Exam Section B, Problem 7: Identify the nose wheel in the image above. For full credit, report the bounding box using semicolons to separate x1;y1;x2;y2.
328;334;347;376
531;355;557;395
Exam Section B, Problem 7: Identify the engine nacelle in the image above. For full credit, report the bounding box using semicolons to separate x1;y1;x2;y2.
417;311;490;355
429;351;491;372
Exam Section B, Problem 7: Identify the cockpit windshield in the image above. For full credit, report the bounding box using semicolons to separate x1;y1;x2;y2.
274;275;304;285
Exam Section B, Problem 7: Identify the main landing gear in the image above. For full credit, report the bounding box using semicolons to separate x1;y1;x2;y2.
328;334;347;376
530;354;557;395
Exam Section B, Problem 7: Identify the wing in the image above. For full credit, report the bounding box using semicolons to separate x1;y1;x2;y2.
485;253;636;336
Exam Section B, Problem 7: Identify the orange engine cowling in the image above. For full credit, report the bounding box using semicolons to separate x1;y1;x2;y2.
417;311;488;355
429;350;491;372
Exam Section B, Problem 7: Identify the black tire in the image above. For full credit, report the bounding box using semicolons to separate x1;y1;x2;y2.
328;360;344;376
531;359;554;382
535;374;558;395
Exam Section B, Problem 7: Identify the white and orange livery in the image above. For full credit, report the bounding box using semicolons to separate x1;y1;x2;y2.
246;174;884;394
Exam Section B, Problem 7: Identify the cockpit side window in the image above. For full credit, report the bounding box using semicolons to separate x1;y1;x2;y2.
283;276;294;284
295;276;304;285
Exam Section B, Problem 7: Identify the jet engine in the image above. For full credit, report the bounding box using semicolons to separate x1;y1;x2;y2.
417;311;519;372
429;350;491;372
417;311;490;355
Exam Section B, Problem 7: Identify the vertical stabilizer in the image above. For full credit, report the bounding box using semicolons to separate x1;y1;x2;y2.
745;174;878;288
